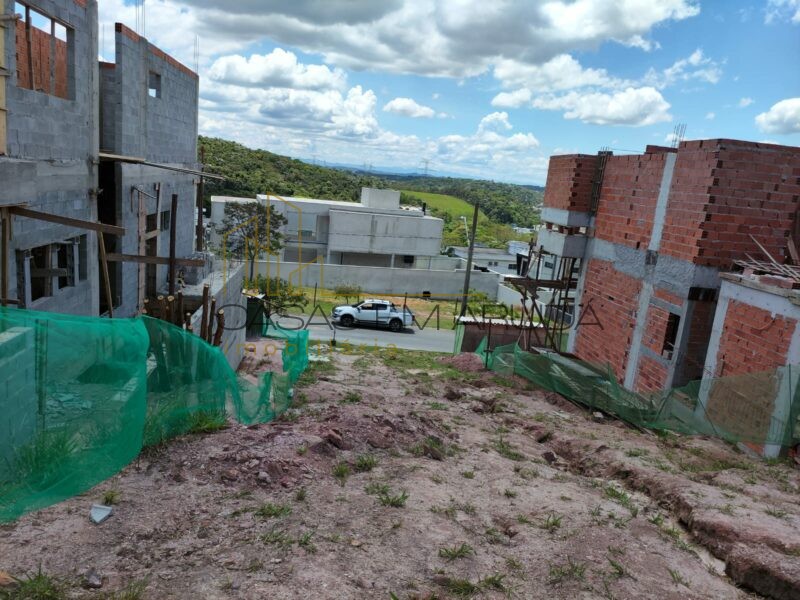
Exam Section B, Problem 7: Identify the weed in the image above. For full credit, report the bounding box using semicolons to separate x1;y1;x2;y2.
505;557;523;571
438;543;474;561
102;489;121;506
590;505;602;518
186;409;228;434
668;568;689;587
608;558;626;579
365;482;391;496
625;448;648;457
718;504;736;516
355;454;378;473
440;577;480;598
479;573;506;591
493;437;525;461
516;514;534;526
254;502;291;519
294;488;307;502
410;436;455;460
105;580;149;600
484;528;505;545
513;465;539;480
604;486;638;517
297;531;317;553
296;445;308;456
503;488;517;499
461;470;475;479
333;462;351;485
540;513;562;532
246;559;264;573
548;557;586;586
607;545;625;556
260;529;292;547
648;513;664;526
427;402;448;411
379;490;409;508
765;506;788;519
430;474;444;484
1;568;66;600
341;391;361;404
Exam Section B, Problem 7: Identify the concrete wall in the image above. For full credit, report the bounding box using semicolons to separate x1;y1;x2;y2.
0;0;99;315
361;187;400;210
254;260;502;299
0;326;36;468
328;209;443;257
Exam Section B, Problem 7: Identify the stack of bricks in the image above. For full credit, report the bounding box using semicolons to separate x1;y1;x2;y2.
542;154;598;213
660;139;800;269
573;259;642;382
594;152;670;250
716;300;796;376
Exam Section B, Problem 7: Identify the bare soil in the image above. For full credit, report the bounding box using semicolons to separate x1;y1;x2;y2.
2;348;799;599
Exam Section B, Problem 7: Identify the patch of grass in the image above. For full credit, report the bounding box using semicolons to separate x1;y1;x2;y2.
648;513;664;527
479;573;506;591
254;502;291;519
608;558;627;579
718;503;736;516
513;465;539;479
548;557;586;586
297;531;317;553
354;454;378;473
365;481;391;496
668;568;689;587
102;489;121;506
260;529;292;547
440;577;480;598
604;485;638;517
186;409;228;434
439;543;474;561
333;461;351;485
1;568;67;600
11;431;77;481
104;580;149;600
410;436;456;460
296;358;336;388
296;444;308;456
341;391;361;404
427;402;449;411
503;488;517;498
493;437;525;461
484;527;505;545
245;559;264;573
540;513;562;532
379;490;409;508
506;557;523;571
625;448;648;458
517;514;534;526
294;488;307;502
765;506;788;519
461;470;475;479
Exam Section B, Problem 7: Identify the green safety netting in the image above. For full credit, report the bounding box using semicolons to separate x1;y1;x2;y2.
476;339;800;450
0;307;309;522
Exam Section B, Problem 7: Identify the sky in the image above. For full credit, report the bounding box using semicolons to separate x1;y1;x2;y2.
100;0;800;185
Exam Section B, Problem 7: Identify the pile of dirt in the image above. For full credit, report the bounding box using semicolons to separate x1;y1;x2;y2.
437;352;487;372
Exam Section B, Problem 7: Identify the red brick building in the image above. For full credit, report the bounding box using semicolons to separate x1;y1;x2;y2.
538;139;800;394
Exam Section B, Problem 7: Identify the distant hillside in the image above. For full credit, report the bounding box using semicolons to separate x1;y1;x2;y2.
199;137;543;234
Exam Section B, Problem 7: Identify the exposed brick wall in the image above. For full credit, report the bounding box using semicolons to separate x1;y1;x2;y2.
653;287;683;307
542;154;597;213
716;299;796;376
15;19;68;99
573;259;641;382
594;153;667;250
659;139;800;269
681;299;716;383
635;355;669;393
641;303;671;357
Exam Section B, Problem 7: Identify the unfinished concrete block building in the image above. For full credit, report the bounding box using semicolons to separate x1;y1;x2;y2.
98;22;201;317
537;139;800;394
0;0;100;314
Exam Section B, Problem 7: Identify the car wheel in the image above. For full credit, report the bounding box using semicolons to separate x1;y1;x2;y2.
389;319;402;332
340;314;355;327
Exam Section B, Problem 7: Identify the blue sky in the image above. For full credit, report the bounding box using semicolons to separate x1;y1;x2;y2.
102;0;800;185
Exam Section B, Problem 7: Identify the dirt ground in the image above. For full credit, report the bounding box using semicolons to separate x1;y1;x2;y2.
2;347;799;599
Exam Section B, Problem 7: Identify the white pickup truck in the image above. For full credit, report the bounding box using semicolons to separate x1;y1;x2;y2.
331;299;414;332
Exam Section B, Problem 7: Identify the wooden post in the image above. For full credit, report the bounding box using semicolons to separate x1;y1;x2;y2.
1;208;9;307
200;283;209;340
98;231;114;318
213;310;225;346
176;291;184;326
207;298;217;343
169;193;178;295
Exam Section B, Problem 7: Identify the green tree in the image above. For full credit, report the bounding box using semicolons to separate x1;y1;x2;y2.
216;201;287;280
334;283;362;304
247;275;308;322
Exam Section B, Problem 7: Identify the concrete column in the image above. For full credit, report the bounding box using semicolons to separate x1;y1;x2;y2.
390;254;396;268
648;153;677;252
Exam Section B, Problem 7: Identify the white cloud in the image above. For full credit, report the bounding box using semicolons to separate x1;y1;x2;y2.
491;89;533;108
383;97;437;118
755;98;800;134
739;97;755;108
208;48;346;90
532;87;672;126
643;48;722;89
765;0;800;24
705;111;716;120
493;54;623;93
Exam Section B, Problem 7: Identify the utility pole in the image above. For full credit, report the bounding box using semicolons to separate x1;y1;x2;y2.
459;202;480;318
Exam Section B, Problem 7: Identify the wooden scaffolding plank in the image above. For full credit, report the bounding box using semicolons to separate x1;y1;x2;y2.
9;206;125;236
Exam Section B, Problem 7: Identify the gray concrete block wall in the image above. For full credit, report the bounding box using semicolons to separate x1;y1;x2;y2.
98;64;117;151
0;326;36;468
109;26;197;163
0;0;99;316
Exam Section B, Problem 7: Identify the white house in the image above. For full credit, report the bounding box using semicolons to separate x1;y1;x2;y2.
209;188;445;268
